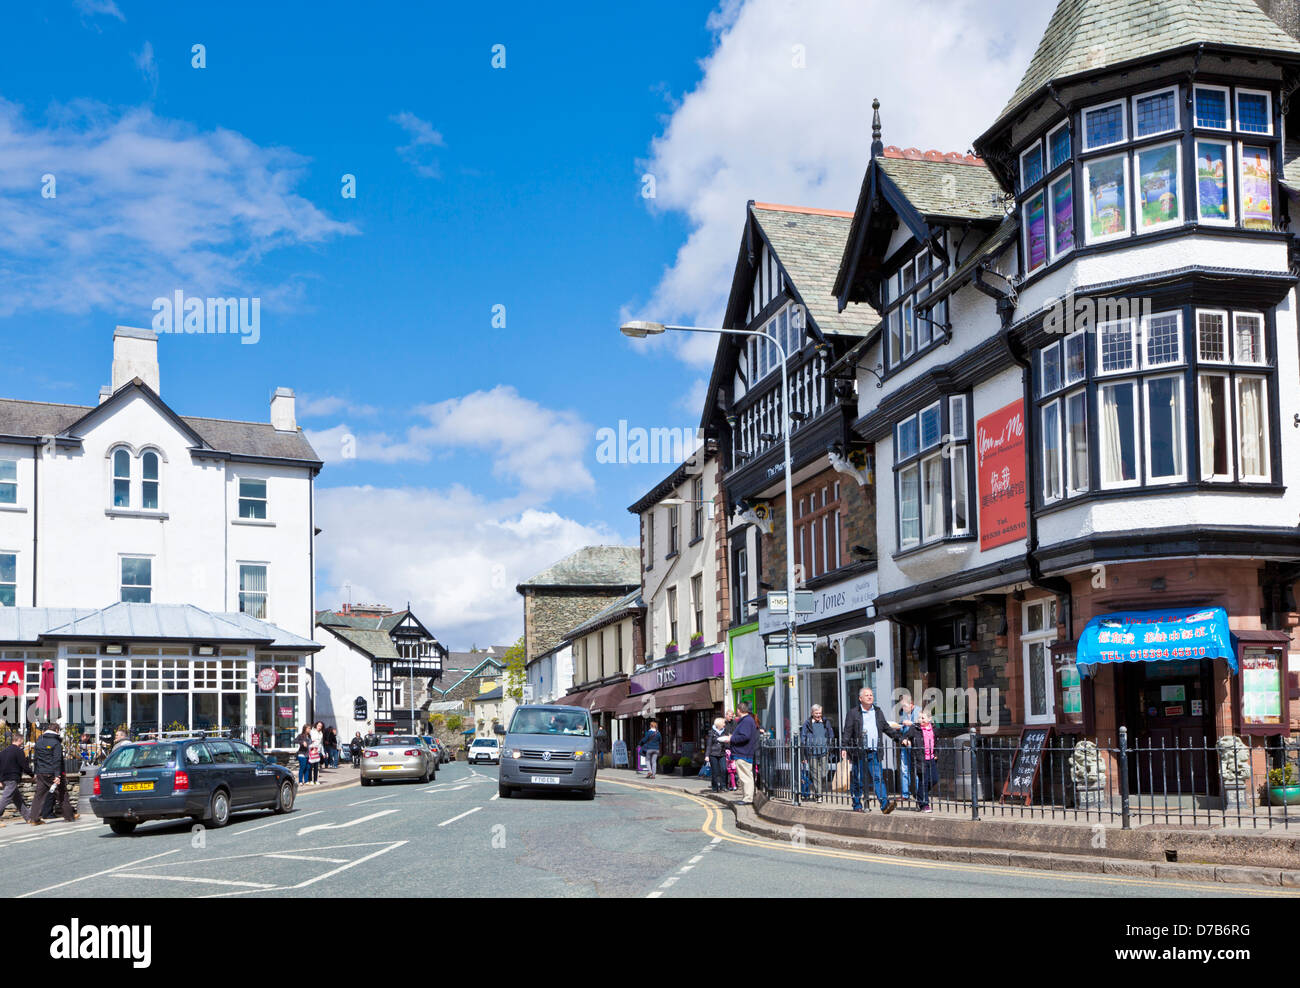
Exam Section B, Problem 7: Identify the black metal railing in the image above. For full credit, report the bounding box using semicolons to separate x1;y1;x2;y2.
756;730;1300;829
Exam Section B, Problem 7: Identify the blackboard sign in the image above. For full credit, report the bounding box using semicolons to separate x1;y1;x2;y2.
1001;726;1053;805
354;696;368;721
612;739;629;768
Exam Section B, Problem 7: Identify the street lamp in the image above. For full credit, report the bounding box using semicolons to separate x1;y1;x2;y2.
619;319;801;746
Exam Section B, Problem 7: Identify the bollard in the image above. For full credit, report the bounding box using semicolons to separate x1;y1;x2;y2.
970;732;980;821
1118;726;1131;830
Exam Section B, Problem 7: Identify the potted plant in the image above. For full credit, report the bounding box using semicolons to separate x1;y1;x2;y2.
678;755;693;776
1263;764;1300;806
664;641;679;658
689;632;705;650
658;753;676;774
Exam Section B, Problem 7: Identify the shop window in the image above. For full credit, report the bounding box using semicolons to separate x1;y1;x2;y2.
1022;599;1058;725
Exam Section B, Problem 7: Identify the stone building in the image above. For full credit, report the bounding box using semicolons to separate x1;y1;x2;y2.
516;546;639;664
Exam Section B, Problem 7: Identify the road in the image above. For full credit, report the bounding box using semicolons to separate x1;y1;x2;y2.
0;762;1292;898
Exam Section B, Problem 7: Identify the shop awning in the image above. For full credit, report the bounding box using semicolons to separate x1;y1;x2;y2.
552;683;628;713
1077;607;1237;677
551;689;591;707
632;680;719;715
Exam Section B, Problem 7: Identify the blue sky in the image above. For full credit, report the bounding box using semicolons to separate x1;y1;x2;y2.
0;0;1052;648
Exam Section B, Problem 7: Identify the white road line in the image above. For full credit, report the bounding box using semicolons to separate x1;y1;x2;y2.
348;794;401;806
489;793;499;801
263;853;347;863
297;808;399;836
128;841;396;870
17;849;180;898
680;865;694;872
287;840;407;891
688;855;702;864
647;890;664;898
660;876;679;888
438;806;482;827
232;810;323;836
113;873;274;889
710;837;722;844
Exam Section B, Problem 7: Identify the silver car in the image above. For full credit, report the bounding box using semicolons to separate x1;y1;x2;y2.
498;705;596;799
360;735;437;786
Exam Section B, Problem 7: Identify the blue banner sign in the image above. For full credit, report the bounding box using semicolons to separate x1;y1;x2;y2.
1077;607;1236;676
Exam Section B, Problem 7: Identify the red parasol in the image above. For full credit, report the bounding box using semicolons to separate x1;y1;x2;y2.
31;659;60;727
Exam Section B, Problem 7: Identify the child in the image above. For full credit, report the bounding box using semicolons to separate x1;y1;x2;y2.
915;709;938;813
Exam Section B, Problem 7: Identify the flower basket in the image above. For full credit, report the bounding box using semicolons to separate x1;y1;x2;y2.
664;642;679;658
689;634;705;650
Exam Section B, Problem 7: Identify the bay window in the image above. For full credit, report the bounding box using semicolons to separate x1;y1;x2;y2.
1098;381;1139;488
883;243;948;372
1143;375;1185;483
894;396;971;552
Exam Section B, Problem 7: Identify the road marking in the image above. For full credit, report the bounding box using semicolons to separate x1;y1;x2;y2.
264;853;348;863
128;841;399;871
288;840;407;890
647;890;664;898
114;873;274;889
422;784;469;794
297;808;399;836
234;810;323;835
438;806;482;827
348;794;401;806
489;793;499;801
688;855;702;864
17;849;180;898
603;777;1299;899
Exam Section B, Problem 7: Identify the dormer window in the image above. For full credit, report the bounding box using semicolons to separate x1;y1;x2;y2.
884;240;947;372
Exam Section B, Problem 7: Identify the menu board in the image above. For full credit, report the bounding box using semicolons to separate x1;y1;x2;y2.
1002;726;1053;805
1060;665;1082;716
1241;648;1282;725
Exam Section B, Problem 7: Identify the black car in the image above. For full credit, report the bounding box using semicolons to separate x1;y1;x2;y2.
89;736;297;835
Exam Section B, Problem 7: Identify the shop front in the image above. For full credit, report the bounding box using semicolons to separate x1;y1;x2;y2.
617;652;723;771
728;622;774;736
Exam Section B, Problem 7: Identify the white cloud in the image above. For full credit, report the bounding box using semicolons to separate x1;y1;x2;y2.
390;111;446;179
296;393;378;419
315;485;620;649
633;0;1051;367
133;41;158;95
0;100;356;318
305;385;595;498
74;0;124;23
677;377;709;419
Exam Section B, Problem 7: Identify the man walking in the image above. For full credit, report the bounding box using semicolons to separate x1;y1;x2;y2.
725;701;758;805
595;724;609;769
799;704;834;801
0;734;32;824
30;723;77;825
840;688;908;814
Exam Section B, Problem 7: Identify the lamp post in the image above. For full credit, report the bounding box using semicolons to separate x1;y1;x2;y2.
620;320;800;745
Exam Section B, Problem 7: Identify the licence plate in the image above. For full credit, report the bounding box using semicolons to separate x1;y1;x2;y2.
119;782;154;792
530;776;561;785
381;765;402;771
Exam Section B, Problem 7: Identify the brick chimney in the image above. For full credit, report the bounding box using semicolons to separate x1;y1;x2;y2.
111;326;160;394
270;387;297;432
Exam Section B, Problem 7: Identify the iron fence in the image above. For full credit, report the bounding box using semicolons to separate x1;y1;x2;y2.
756;729;1300;829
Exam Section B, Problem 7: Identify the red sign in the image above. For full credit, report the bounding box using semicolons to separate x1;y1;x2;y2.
0;661;22;697
250;731;261;748
976;400;1027;551
279;706;293;718
257;667;279;692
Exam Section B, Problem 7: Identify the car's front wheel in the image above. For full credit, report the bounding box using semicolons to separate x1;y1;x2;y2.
108;819;137;835
207;789;231;828
274;780;295;814
498;783;511;799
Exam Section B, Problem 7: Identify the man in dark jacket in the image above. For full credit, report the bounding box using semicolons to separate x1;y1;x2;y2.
0;734;32;823
799;705;835;801
840;688;908;813
704;717;728;792
594;725;609;769
724;702;758;804
30;723;76;825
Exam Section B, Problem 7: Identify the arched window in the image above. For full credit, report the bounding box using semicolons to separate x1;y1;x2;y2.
141;450;160;510
112;449;131;508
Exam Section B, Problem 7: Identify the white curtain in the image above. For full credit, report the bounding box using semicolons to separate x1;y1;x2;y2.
1198;376;1217;479
923;456;944;539
1100;385;1125;484
1239;378;1264;478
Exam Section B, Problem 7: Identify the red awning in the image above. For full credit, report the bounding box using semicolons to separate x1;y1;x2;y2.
616;680;718;717
552;689;591;707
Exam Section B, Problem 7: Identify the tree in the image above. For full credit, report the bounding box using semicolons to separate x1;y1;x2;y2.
503;634;526;703
445;715;463;733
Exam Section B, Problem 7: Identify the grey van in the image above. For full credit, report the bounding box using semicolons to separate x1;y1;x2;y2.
498;705;596;799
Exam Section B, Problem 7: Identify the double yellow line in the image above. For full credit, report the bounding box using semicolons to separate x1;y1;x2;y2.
601;777;1298;897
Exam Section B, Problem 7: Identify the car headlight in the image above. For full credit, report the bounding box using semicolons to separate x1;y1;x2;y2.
506;749;521;759
572;750;591;761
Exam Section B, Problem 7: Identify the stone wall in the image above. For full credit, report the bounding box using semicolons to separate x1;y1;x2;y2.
523;588;630;663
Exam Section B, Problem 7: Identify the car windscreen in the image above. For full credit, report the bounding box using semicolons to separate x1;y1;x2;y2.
378;736;420;747
472;739;497;747
103;744;179;770
508;710;591;737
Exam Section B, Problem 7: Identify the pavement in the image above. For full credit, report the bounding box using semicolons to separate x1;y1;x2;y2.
0;762;1291;898
614;768;1300;887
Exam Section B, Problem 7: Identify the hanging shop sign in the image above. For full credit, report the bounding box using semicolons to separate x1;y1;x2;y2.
256;667;279;692
976;399;1027;551
354;696;368;721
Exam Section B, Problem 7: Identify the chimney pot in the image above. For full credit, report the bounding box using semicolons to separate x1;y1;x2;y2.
270;387;297;432
111;326;160;395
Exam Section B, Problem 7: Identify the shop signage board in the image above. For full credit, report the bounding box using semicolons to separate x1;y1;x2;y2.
765;636;816;669
1002;725;1053;805
628;651;724;695
611;739;629;768
758;571;877;635
1241;648;1283;725
354;696;367;721
976;399;1027;551
0;661;22;698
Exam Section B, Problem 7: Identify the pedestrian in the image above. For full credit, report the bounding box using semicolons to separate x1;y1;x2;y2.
723;708;735;733
915;709;938;813
0;733;32;825
325;724;338;768
799;704;834;801
29;723;77;824
350;732;364;768
723;701;758;805
295;724;311;785
839;688;908;814
705;717;727;793
594;724;609;769
894;693;920;802
639;720;661;778
310;721;324;783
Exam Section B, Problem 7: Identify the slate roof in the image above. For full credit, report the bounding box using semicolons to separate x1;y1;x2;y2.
473;686;504;702
564;590;644;640
1283;138;1300;190
994;0;1300;131
516;546;640;591
876;154;1005;222
0;602;319;650
322;625;400;660
750;204;879;337
0;387;320;464
315;609;409;633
